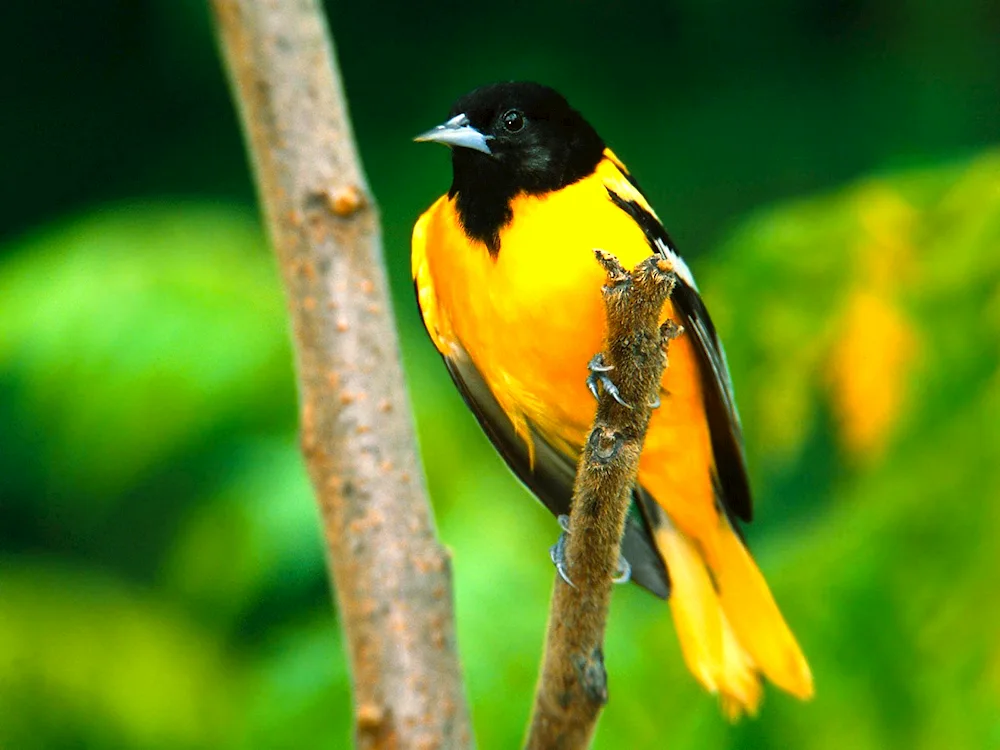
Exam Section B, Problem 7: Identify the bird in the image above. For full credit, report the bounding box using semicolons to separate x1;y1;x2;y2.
411;81;812;718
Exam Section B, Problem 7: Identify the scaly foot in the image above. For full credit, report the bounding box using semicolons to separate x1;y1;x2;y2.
549;514;575;587
549;514;633;586
586;353;631;408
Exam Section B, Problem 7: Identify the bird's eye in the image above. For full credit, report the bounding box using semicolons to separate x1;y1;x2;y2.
501;109;525;133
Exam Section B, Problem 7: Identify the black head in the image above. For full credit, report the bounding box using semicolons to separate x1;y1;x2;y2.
443;82;605;194
415;82;605;255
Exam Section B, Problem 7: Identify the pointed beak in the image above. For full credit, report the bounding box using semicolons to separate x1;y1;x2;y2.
414;113;493;155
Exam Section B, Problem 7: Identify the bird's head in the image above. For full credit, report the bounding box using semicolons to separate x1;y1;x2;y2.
415;82;605;196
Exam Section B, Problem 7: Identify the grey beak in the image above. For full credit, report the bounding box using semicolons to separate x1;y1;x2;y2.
414;113;493;155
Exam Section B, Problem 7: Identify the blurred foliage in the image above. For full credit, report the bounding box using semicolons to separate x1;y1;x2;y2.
3;1;1000;748
3;153;998;748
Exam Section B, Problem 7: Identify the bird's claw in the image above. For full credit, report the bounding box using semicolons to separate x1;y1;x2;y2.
550;515;631;586
549;523;576;588
648;391;661;409
588;354;615;373
586;353;631;408
612;553;632;584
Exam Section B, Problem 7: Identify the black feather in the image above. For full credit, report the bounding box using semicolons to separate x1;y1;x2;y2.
440;345;671;599
606;188;754;523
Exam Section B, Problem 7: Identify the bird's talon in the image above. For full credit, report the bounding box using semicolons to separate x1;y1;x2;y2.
557;561;576;588
587;353;615;373
586;354;632;408
649;392;661;409
549;531;576;588
603;378;632;409
557;514;571;533
612;554;632;585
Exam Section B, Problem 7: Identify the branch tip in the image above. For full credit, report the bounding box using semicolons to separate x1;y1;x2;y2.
594;248;629;284
525;253;676;748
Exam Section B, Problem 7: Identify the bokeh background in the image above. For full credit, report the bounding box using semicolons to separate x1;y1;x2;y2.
3;1;999;747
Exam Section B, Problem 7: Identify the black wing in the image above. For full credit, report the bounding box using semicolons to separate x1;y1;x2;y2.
441;351;671;599
607;188;753;523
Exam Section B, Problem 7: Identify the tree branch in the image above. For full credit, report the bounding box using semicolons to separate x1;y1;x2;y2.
525;252;678;749
210;2;472;747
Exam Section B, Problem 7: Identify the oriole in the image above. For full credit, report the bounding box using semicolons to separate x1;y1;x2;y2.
411;81;812;717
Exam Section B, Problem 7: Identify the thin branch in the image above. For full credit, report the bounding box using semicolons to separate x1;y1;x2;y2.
525;253;677;749
210;2;473;748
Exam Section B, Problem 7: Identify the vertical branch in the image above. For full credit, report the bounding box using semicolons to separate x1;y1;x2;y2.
525;253;677;749
210;1;473;748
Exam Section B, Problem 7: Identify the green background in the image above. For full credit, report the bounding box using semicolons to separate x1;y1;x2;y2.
2;1;999;748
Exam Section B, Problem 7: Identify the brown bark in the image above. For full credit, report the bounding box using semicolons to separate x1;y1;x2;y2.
209;1;473;747
525;252;678;749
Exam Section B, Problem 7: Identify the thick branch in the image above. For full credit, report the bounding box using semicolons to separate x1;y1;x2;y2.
525;253;677;749
210;2;472;748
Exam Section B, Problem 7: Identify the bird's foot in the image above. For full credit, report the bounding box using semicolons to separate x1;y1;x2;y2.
549;514;575;588
612;553;632;585
549;514;632;586
586;353;631;408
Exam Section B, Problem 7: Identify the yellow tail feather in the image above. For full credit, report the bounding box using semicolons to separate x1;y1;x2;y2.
719;612;763;720
713;521;814;700
656;523;722;692
655;519;812;718
655;524;762;715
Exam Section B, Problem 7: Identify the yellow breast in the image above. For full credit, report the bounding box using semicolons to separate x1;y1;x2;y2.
414;156;663;455
414;150;718;537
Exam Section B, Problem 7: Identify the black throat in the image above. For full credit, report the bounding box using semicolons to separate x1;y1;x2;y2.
448;152;518;258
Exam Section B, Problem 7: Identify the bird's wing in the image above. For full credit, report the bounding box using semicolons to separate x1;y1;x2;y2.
669;280;753;522
442;349;672;599
603;155;753;523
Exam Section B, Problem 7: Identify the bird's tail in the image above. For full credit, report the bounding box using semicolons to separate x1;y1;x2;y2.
654;517;813;719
